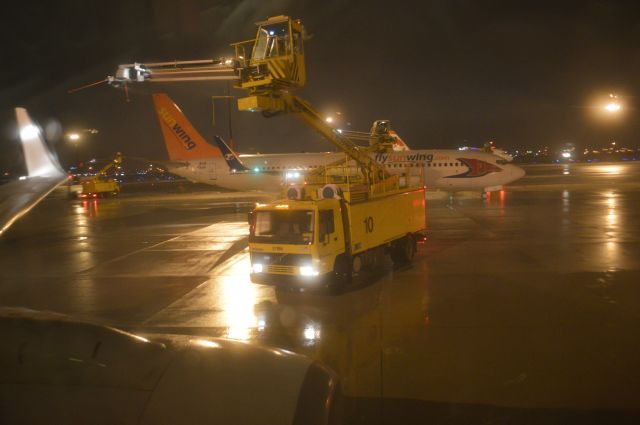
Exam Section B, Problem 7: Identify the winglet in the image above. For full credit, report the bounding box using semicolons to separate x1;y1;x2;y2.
0;109;66;236
15;108;64;177
212;135;251;172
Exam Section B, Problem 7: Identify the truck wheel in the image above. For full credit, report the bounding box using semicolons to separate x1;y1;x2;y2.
391;235;415;264
330;255;352;292
352;255;362;275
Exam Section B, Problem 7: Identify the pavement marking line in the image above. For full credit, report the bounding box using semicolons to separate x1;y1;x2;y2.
78;233;187;274
79;220;248;274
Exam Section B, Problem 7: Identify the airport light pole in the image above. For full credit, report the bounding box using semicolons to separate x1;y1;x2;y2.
67;133;80;165
211;92;235;149
66;129;98;166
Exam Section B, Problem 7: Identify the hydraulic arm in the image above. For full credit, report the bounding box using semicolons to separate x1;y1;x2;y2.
94;16;393;183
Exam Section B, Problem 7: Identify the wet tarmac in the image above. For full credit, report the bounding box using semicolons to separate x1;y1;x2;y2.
2;162;640;424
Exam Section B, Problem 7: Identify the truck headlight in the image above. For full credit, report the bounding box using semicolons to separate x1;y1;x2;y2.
299;266;319;276
252;263;263;273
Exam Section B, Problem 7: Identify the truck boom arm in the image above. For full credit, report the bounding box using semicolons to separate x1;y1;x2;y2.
95;152;123;176
282;94;389;181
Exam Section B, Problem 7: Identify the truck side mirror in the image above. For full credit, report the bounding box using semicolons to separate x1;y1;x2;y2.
247;211;254;225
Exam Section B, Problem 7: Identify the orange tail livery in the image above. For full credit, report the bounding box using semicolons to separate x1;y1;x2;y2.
152;93;222;160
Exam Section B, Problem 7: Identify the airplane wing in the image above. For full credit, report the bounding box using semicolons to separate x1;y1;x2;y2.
0;307;341;424
0;108;66;236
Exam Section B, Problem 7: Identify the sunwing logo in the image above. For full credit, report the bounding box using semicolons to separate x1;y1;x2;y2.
158;107;197;151
374;153;434;163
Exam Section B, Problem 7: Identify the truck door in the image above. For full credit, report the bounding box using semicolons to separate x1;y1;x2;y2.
317;208;344;271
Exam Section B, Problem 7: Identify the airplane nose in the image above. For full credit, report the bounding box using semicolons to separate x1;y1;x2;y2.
509;165;526;181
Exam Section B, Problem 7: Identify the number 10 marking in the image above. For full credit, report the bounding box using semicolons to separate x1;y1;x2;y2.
364;216;374;233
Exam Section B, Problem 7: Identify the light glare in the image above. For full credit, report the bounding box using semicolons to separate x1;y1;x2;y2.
605;102;621;112
193;339;221;348
20;125;40;140
300;266;319;276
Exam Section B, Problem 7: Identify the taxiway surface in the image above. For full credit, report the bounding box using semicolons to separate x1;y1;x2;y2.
2;162;640;424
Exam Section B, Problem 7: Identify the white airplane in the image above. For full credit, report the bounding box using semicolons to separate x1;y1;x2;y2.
153;93;525;192
459;142;514;163
0;307;339;424
0;108;66;236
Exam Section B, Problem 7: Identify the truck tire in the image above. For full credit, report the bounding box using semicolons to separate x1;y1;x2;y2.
330;255;352;292
390;235;415;264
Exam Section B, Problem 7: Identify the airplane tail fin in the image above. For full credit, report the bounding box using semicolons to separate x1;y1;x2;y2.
152;93;223;161
15;108;64;177
389;130;410;151
212;135;251;172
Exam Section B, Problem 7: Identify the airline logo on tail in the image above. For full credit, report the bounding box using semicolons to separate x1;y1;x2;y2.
212;136;251;172
389;130;410;151
156;106;197;151
153;93;222;161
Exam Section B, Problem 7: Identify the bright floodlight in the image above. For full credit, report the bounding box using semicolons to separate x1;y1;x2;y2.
68;133;80;140
325;116;333;123
20;124;40;140
561;152;571;158
605;102;621;113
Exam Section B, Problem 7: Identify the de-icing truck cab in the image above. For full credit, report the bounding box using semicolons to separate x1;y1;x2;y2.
248;167;426;290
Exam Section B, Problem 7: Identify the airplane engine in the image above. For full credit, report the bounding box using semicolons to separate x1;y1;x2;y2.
0;308;342;425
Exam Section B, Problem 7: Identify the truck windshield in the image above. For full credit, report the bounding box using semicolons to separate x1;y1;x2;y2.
252;210;314;245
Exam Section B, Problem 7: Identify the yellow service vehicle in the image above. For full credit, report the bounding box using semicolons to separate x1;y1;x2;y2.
248;170;426;289
78;153;122;198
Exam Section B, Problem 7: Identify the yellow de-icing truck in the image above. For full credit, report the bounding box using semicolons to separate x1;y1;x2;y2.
77;152;122;198
248;171;426;290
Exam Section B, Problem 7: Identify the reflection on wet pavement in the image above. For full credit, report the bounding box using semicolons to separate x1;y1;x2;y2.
3;164;640;423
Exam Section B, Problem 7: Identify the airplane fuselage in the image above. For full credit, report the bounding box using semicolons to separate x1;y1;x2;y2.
166;149;525;192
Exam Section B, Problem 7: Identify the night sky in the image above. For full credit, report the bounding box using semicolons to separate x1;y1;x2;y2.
2;0;640;173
